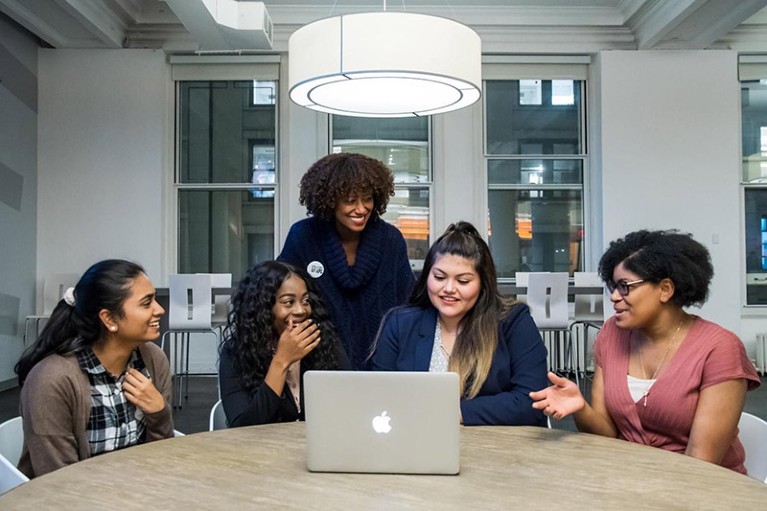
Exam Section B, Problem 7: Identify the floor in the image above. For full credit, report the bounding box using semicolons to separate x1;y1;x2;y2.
2;374;767;434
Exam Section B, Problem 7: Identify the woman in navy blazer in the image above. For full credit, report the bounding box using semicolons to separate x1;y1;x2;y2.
372;222;548;426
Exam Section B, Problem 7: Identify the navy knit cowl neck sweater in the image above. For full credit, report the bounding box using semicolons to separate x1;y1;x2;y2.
278;216;414;369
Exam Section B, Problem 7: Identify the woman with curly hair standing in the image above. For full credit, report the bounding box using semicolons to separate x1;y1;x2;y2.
219;261;349;427
531;230;760;473
278;153;415;370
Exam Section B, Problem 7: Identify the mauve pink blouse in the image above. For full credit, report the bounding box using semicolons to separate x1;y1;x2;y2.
594;316;760;474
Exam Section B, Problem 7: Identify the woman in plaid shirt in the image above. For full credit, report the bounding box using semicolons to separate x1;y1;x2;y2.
15;259;174;478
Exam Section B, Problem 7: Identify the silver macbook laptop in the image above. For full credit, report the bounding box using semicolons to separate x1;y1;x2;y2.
304;371;460;475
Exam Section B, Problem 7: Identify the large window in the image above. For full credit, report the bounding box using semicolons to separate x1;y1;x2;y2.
177;80;277;281
741;79;767;305
331;116;431;270
484;77;586;279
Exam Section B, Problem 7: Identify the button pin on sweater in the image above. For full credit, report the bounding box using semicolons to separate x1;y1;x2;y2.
307;261;324;278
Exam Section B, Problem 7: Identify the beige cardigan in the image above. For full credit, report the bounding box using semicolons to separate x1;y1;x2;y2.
17;342;174;478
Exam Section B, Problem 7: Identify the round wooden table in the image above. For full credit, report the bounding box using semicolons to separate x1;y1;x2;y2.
1;424;764;509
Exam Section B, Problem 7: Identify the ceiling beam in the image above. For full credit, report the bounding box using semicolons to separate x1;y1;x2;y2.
683;0;767;49
51;0;126;48
629;0;767;49
629;0;706;50
0;0;70;47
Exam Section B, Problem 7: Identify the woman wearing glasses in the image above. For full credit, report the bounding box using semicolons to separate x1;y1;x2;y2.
530;230;759;473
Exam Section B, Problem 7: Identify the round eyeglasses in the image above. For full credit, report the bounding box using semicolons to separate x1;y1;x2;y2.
607;279;646;297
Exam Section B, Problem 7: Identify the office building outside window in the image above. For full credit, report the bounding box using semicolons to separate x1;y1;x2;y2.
331;116;431;271
484;74;586;279
741;78;767;305
176;79;277;281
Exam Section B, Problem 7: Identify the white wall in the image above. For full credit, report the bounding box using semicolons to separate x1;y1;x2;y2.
434;102;485;233
599;50;743;340
0;14;38;387
37;49;169;282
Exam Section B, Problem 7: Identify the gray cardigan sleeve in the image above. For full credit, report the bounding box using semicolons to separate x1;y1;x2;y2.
139;343;175;441
18;355;91;478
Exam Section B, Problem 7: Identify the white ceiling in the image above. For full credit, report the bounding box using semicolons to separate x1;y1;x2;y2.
2;0;767;53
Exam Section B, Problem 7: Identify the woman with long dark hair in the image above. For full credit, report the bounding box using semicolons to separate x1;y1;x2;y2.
219;261;349;427
15;259;173;478
372;222;548;426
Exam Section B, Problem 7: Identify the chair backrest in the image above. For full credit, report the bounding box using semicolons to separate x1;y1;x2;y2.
514;272;533;288
0;453;28;495
210;399;228;431
0;417;23;466
573;272;604;322
168;274;213;330
0;416;28;495
42;273;79;315
197;273;232;324
514;271;548;300
526;272;569;329
739;412;767;483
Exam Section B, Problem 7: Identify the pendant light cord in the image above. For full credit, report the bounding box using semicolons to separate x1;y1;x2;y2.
328;0;339;16
444;0;457;19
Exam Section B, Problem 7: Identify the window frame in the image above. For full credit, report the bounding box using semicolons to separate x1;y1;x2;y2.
171;57;281;278
482;59;590;282
739;68;767;306
328;116;435;271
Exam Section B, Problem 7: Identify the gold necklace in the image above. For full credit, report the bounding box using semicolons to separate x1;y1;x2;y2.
638;317;686;407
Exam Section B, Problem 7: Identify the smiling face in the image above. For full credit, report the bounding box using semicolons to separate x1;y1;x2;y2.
334;191;374;237
107;273;164;343
272;274;312;336
610;260;662;330
427;253;481;324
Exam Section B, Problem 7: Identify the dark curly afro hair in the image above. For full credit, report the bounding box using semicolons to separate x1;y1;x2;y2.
298;152;395;221
598;229;713;308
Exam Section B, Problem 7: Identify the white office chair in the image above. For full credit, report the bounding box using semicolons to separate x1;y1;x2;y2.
739;411;767;483
0;417;28;494
161;274;218;409
197;272;232;335
525;272;577;385
209;399;228;431
24;273;79;344
570;272;605;380
514;271;545;300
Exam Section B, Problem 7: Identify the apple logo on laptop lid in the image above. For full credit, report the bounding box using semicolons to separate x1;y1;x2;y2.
372;411;392;434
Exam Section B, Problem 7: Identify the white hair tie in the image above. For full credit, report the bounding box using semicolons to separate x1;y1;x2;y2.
63;287;76;307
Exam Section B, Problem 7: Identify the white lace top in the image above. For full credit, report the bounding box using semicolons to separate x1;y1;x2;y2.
429;320;449;372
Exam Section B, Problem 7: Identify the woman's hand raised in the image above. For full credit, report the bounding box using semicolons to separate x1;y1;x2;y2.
529;371;586;420
273;318;321;367
123;367;165;414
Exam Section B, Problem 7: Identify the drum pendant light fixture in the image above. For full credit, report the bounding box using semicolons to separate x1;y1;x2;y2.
288;12;482;117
